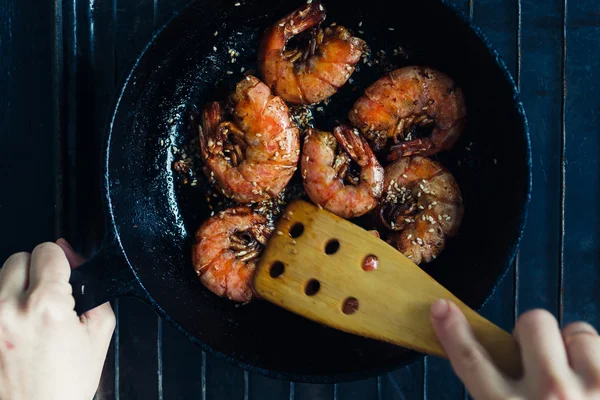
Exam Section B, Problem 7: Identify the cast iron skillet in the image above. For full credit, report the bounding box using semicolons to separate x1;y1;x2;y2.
70;0;532;383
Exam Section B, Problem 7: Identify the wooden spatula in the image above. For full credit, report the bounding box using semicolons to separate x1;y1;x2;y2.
254;199;522;379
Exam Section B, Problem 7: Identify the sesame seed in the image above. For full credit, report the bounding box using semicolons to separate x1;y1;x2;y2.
416;238;423;245
226;70;233;75
234;2;241;5
292;249;298;254
214;31;219;36
240;67;245;72
256;133;262;137
402;174;408;178
432;201;438;205
307;0;312;3
388;27;395;31
407;234;412;239
319;4;324;10
358;21;363;27
494;159;498;164
407;255;413;259
405;218;412;223
445;216;451;221
276;230;283;236
429;229;435;233
213;46;217;51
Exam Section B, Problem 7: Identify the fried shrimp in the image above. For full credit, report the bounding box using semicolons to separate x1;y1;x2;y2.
192;207;271;303
301;125;384;219
378;156;463;264
258;1;365;104
348;66;466;157
200;75;300;203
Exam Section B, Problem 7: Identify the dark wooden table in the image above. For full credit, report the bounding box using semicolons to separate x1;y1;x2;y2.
1;0;598;398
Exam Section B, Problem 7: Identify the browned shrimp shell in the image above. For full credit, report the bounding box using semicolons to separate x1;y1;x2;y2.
301;126;384;219
349;66;466;157
258;1;365;104
200;76;300;203
192;207;271;303
377;156;463;264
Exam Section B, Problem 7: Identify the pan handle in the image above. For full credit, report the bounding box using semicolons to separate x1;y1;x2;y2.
69;241;140;315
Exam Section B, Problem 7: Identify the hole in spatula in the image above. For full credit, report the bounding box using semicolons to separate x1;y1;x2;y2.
362;255;379;271
342;297;359;315
325;239;340;255
269;261;284;278
289;223;304;238
304;279;320;296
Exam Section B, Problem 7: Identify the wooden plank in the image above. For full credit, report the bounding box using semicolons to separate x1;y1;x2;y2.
424;357;464;400
293;381;334;400
336;378;377;400
205;356;245;400
118;297;160;400
562;0;600;326
518;0;563;317
161;322;205;399
248;375;290;400
380;363;424;400
0;0;59;258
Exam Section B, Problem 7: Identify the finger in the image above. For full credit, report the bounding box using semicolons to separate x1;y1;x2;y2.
81;302;116;346
0;252;31;298
431;300;511;399
28;242;72;289
514;310;573;391
563;322;600;386
27;287;76;322
55;238;86;268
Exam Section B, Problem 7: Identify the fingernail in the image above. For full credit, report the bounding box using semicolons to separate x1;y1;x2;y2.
56;238;74;251
431;299;450;320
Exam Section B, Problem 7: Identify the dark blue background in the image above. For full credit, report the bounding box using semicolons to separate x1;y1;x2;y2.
0;0;597;398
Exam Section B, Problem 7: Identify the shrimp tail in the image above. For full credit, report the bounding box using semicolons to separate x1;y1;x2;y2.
200;102;224;159
388;138;433;160
333;125;376;168
280;1;326;40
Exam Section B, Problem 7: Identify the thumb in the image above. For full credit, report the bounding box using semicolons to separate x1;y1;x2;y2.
430;300;510;399
55;239;116;338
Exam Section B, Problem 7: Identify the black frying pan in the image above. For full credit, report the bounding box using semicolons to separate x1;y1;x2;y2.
70;0;531;383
